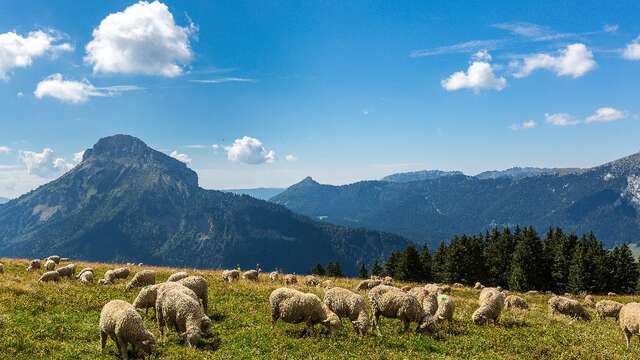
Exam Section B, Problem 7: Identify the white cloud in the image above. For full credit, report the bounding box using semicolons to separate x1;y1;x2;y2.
285;154;298;162
623;37;640;60
85;0;195;77
510;120;537;131
16;91;23;97
410;39;504;58
0;30;72;79
604;24;619;33
493;22;552;39
190;77;256;84
34;73;141;104
512;43;596;78
545;113;580;127
472;50;492;62
170;150;192;164
585;107;626;124
19;148;74;178
0;146;10;154
226;136;276;164
441;54;506;92
73;150;85;163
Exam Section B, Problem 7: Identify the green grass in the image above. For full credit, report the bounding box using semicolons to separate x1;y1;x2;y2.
0;258;638;359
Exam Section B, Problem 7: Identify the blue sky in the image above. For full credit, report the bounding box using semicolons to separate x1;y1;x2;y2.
1;0;640;198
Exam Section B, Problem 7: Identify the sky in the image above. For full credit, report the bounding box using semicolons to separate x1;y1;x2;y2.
1;0;640;198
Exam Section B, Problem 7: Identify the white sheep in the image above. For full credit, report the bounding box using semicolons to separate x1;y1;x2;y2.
408;286;438;316
133;282;199;315
269;287;342;335
177;276;209;313
504;295;529;310
472;288;505;325
355;279;381;291
156;288;213;347
435;294;455;323
44;259;56;271
105;267;130;283
76;268;94;279
382;276;394;285
619;302;640;349
46;255;61;264
608;292;617;296
548;296;590;321
284;274;298;285
56;263;76;278
38;270;60;283
368;285;435;336
125;270;156;290
100;300;156;360
584;294;595;308
269;271;279;282
323;287;369;335
452;283;464;288
474;282;484;290
222;269;240;282
98;278;113;286
304;275;321;287
167;271;189;282
27;259;41;272
596;300;624;321
79;271;94;284
242;270;259;281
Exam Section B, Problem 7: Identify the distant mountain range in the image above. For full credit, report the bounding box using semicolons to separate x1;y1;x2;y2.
224;188;285;201
382;170;464;183
0;135;408;274
382;167;583;183
272;153;640;249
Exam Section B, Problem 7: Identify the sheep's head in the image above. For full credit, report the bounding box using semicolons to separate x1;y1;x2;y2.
200;316;212;337
183;330;202;348
135;333;156;358
417;314;437;333
352;310;370;335
471;310;487;325
321;307;342;333
133;286;156;310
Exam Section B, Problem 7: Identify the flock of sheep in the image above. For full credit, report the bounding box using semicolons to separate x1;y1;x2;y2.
5;257;640;358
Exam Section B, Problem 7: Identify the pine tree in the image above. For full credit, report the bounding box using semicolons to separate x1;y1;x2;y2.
398;244;423;281
358;263;368;279
420;244;432;282
484;227;513;287
609;244;638;293
509;226;545;291
371;260;383;277
332;262;343;277
384;251;401;278
310;263;326;276
326;262;336;277
431;241;448;283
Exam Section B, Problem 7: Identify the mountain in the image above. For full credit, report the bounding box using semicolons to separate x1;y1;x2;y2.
272;152;640;249
382;170;464;183
0;135;408;274
223;188;285;201
0;197;8;204
475;167;583;180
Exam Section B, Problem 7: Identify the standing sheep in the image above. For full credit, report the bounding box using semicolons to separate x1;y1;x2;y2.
38;271;60;283
584;294;595;308
46;255;61;264
355;279;381;291
472;288;505;325
474;282;483;290
167;272;189;282
133;282;199;315
368;285;435;335
125;270;156;290
27;259;41;272
269;271;279;282
269;287;342;335
619;302;640;349
408;287;438;316
76;268;94;279
435;294;455;323
284;274;298;285
504;295;529;310
323;287;369;335
242;270;259;281
105;268;130;283
177;276;209;313
44;259;56;271
382;276;394;286
100;300;156;360
56;263;76;278
548;296;591;321
596;300;624;321
79;271;94;284
222;269;240;282
156;288;212;347
304;275;321;287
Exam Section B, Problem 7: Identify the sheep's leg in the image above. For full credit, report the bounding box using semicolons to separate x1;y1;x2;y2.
373;313;382;337
270;309;279;329
100;331;107;351
156;308;165;339
203;295;208;314
624;329;632;349
116;336;129;360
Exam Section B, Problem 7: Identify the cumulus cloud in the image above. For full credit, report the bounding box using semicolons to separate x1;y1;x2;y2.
34;73;141;104
512;43;596;78
441;52;506;92
285;154;298;162
226;136;275;164
85;1;195;77
19;148;75;178
510;120;537;131
169;150;192;164
545;113;580;127
0;30;72;79
623;37;640;60
585;107;626;124
73;150;85;163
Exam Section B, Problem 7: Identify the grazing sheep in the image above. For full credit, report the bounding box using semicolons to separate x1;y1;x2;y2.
619;302;640;349
548;296;591;321
44;259;56;271
27;259;41;272
452;283;464;288
98;279;113;286
584;295;595;308
167;272;189;282
382;276;394;285
156;288;212;347
125;270;156;290
79;271;94;284
504;295;529;310
38;271;60;283
242;270;259;281
269;271;279;282
56;263;76;278
472;288;505;325
323;287;369;335
46;255;61;264
368;285;435;335
355;279;381;291
105;268;130;283
435;294;455;323
222;269;240;283
100;300;156;360
596;300;624;321
425;283;449;295
474;282;483;290
176;276;209;313
76;268;94;279
408;287;438;316
608;292;617;296
284;274;298;285
304;275;321;287
269;287;342;335
134;282;198;315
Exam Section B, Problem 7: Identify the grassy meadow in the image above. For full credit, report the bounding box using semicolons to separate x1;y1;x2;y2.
0;258;638;359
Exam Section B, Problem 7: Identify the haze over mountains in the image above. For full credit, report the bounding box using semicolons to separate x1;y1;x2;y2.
0;197;8;205
272;152;640;250
0;135;408;274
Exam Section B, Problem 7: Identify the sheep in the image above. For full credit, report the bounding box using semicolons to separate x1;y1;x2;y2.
27;259;41;272
100;299;156;360
584;294;596;308
167;271;189;282
425;283;450;295
472;288;505;325
619;302;640;349
608;292;617;296
76;268;94;279
355;279;381;291
177;276;209;313
435;294;455;323
284;274;298;285
452;283;464;288
548;296;591;321
596;300;624;321
269;287;342;335
407;286;438;316
56;263;76;278
105;267;130;283
38;271;60;283
242;270;259;281
269;271;279;282
304;275;321;287
504;295;529;310
222;269;240;282
46;255;61;264
368;285;436;335
323;287;369;335
133;282;198;315
79;271;94;284
44;259;56;271
382;276;394;285
474;282;483;290
125;270;156;290
98;279;113;286
156;288;212;347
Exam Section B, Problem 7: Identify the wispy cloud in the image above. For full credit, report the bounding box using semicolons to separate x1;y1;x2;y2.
410;39;505;58
510;120;537;131
190;77;256;84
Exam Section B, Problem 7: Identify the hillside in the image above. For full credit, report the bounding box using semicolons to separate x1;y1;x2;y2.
272;152;640;249
382;170;464;183
0;135;408;274
223;188;285;201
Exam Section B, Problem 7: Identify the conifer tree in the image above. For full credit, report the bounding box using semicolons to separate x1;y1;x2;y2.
431;241;448;282
371;260;383;277
358;263;369;279
420;244;432;282
398;244;422;281
509;226;545;291
384;251;400;278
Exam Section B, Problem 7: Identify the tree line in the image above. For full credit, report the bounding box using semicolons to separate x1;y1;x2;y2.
362;226;639;294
